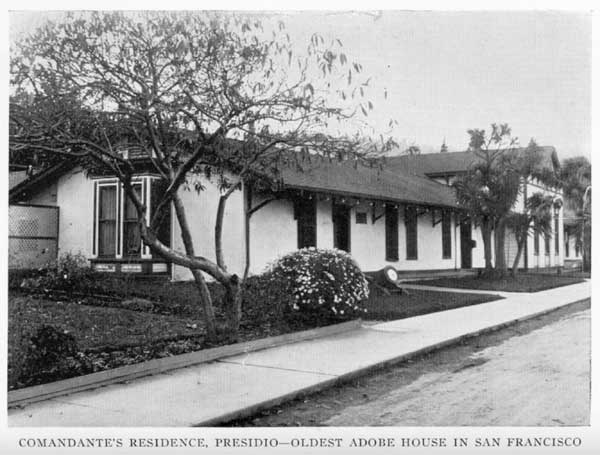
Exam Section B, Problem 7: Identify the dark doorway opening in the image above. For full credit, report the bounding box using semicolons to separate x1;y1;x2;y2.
332;202;351;252
460;220;472;269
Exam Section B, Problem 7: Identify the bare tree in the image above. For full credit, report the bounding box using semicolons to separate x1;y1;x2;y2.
10;12;396;341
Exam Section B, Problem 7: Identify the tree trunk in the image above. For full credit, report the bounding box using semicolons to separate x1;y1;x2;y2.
172;192;218;342
481;219;494;272
214;183;243;336
494;217;508;276
224;278;243;342
511;236;525;277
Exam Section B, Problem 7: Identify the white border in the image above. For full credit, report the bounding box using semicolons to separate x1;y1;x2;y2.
2;4;597;455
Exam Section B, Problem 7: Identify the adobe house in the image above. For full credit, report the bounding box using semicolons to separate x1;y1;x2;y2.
9;147;565;279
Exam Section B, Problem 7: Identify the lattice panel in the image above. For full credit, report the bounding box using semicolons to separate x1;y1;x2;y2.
9;205;59;269
9;205;58;237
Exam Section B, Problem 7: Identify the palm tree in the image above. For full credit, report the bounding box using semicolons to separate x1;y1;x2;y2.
560;157;591;272
506;193;554;276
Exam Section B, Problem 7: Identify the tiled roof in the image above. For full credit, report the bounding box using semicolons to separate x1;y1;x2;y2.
277;157;458;209
385;146;559;177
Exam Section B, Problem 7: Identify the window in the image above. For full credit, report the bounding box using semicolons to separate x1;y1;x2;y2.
544;233;550;255
534;224;540;255
405;206;418;260
295;197;316;249
565;234;570;258
356;212;368;224
123;184;142;257
385;205;398;261
94;177;170;259
554;216;560;255
98;185;117;257
576;242;581;257
441;211;452;259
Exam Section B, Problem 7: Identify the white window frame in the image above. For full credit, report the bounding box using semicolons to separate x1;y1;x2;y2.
92;175;155;260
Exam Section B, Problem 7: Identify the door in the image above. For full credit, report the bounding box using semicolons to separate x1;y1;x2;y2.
332;203;351;252
460;220;472;269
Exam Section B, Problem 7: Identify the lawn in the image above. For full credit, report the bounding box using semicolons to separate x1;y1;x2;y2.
8;295;207;390
8;282;501;390
363;288;501;321
407;273;585;293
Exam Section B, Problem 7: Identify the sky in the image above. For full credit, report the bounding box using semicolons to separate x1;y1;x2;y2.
9;10;592;160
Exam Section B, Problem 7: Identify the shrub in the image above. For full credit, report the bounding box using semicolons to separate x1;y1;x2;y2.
267;248;369;321
240;272;292;325
17;253;100;294
19;325;93;386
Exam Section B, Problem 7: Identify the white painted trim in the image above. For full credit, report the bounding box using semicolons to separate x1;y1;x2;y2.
142;176;152;258
91;181;99;259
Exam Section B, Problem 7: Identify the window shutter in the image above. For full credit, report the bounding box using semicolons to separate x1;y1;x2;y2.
385;205;398;261
442;211;452;259
405;206;418;260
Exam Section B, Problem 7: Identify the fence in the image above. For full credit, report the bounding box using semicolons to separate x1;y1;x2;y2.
9;204;59;269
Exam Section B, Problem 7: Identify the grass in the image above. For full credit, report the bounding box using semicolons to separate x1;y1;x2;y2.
363;288;501;321
8;295;204;351
407;273;585;293
8;280;502;390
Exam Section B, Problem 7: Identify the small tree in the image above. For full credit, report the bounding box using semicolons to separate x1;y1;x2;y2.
453;126;546;275
506;192;554;276
403;144;421;156
560;157;591;272
10;12;395;341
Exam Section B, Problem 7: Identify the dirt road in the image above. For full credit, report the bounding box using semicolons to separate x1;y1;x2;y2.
229;300;590;426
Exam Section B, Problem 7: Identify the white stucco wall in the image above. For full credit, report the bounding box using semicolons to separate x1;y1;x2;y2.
171;174;245;281
55;168;95;259
248;196;297;274
247;200;460;275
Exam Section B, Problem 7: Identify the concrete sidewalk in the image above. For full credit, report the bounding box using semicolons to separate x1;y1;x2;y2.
9;281;590;427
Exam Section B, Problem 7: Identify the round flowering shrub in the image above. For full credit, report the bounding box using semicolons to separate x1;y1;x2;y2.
267;248;370;322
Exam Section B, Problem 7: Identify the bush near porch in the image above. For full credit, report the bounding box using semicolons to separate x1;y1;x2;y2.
407;273;585;293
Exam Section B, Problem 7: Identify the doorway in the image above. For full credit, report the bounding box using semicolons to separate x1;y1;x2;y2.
332;202;351;252
460;220;472;269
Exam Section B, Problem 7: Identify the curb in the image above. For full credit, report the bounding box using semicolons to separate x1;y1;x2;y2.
195;297;590;426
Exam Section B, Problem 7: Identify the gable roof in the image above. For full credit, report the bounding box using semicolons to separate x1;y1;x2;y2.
385;146;559;178
9;161;75;204
277;157;458;209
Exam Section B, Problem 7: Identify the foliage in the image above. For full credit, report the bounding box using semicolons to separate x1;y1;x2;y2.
21;253;97;292
505;192;554;276
267;248;370;321
559;156;591;272
453;128;548;273
560;156;591;212
403;145;421;156
18;325;93;386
